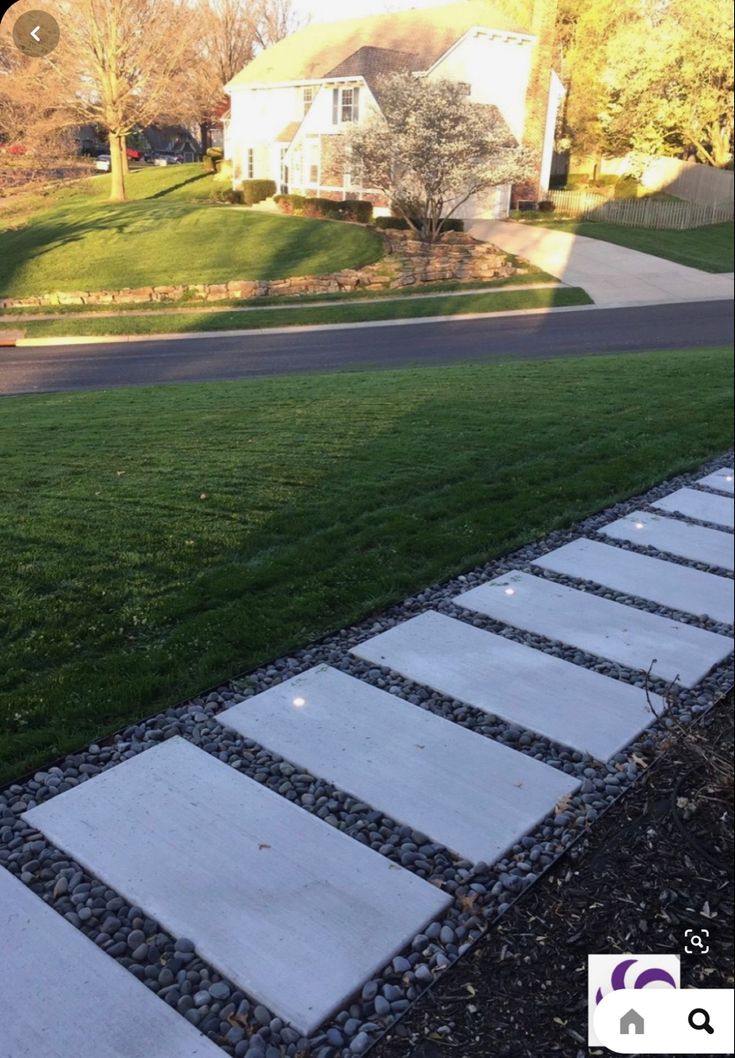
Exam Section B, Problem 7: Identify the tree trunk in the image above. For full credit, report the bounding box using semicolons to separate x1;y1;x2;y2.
108;132;127;202
200;122;211;152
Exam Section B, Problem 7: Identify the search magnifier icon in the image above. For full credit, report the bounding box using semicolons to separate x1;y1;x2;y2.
688;1008;714;1035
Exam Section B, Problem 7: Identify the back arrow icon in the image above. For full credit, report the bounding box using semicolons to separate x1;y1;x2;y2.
30;25;41;42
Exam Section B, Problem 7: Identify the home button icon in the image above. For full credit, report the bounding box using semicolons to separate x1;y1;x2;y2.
620;1008;645;1035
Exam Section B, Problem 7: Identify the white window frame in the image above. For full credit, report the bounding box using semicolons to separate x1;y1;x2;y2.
332;85;360;125
302;86;315;116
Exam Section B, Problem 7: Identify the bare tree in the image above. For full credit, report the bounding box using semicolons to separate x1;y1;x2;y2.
345;74;535;242
251;0;302;51
1;0;201;202
189;0;303;149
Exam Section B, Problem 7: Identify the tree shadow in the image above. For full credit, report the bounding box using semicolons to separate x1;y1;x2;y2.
146;171;213;200
0;208;384;297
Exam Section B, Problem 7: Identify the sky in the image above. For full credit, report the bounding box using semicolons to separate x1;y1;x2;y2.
292;0;451;25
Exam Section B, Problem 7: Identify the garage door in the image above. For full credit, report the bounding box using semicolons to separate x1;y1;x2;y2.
452;183;511;220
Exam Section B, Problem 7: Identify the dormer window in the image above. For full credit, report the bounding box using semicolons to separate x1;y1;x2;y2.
332;85;360;124
303;86;314;116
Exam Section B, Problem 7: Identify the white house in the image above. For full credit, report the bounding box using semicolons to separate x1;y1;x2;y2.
224;0;563;219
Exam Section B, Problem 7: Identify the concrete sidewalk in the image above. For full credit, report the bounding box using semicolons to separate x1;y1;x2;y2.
469;220;735;305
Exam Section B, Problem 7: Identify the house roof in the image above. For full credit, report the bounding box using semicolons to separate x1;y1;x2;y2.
326;45;419;104
275;121;302;143
226;1;533;89
144;125;200;151
326;46;418;82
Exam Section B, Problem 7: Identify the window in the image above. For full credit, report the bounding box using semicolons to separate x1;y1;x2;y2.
306;137;319;185
332;85;360;125
247;147;254;180
302;86;314;116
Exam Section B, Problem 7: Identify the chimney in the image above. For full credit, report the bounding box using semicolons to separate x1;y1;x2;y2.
513;0;558;204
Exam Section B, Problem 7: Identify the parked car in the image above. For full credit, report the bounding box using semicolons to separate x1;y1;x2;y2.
152;152;183;166
95;155;111;172
126;147;144;161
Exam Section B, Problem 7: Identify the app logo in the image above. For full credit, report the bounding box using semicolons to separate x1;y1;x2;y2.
588;954;680;1046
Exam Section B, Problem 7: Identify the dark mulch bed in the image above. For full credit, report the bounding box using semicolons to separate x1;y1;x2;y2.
373;694;734;1058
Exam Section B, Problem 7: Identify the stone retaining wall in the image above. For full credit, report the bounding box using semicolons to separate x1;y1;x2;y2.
0;231;518;309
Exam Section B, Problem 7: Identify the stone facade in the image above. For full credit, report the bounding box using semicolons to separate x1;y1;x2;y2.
0;231;516;309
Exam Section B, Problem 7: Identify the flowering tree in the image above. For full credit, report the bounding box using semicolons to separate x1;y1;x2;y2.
344;73;534;242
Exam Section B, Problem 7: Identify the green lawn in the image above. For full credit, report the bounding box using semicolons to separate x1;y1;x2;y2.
1;345;732;783
0;165;383;297
19;286;589;338
513;216;734;272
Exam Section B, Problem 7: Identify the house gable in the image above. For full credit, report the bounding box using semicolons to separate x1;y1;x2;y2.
226;1;534;89
428;28;535;141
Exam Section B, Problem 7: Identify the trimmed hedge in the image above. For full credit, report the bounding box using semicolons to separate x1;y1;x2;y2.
274;194;373;223
333;199;373;223
374;216;465;233
211;187;243;204
241;179;277;205
274;193;307;214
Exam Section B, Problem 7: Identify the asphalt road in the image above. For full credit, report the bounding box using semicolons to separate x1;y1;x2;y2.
1;300;732;396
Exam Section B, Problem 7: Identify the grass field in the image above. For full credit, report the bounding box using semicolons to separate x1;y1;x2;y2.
0;165;383;297
512;217;734;272
0;345;732;783
18;286;590;338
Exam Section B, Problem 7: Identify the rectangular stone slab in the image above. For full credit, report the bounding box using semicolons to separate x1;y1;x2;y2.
217;665;578;863
599;510;734;573
697;468;734;495
23;738;450;1036
532;538;733;625
454;571;732;688
351;611;662;761
0;866;222;1058
652;487;734;529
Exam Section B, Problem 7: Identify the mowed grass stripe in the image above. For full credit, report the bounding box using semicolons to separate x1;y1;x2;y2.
0;346;732;783
0;166;383;298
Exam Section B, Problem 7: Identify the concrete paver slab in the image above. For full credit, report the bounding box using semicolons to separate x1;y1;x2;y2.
0;866;222;1058
599;510;734;572
217;664;578;863
454;572;732;688
652;487;734;529
23;738;450;1036
697;468;734;495
351;611;661;760
533;538;733;624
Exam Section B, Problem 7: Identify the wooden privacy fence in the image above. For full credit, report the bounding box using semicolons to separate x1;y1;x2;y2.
547;190;734;230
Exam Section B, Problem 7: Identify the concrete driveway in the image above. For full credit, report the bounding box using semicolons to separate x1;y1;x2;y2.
469;220;735;306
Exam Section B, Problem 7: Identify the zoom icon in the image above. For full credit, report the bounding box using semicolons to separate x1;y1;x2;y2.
684;928;710;955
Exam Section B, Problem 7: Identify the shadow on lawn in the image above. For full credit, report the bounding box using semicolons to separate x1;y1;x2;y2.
0;206;384;296
147;171;213;200
1;350;732;782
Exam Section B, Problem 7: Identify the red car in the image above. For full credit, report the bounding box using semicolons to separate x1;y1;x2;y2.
126;147;144;160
